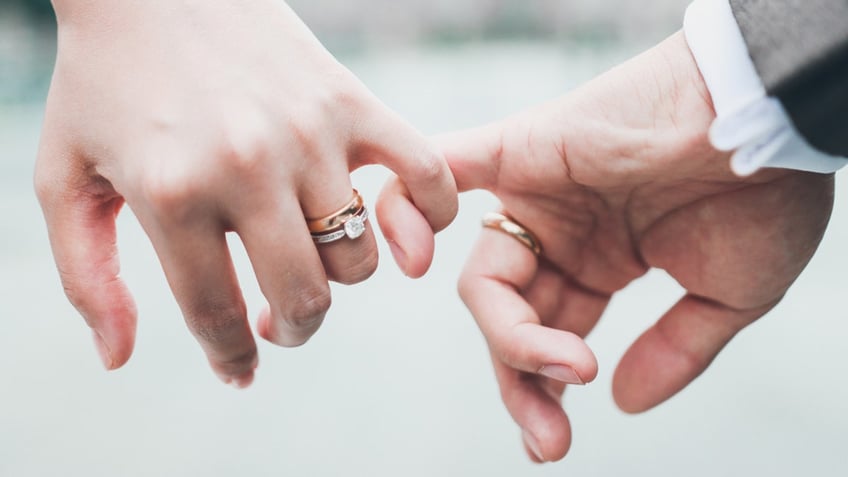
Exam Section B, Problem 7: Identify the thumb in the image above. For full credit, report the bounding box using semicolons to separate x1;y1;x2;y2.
612;294;772;413
35;142;137;370
434;122;505;193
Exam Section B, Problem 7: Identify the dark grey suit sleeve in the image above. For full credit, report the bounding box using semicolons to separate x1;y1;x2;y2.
729;0;848;157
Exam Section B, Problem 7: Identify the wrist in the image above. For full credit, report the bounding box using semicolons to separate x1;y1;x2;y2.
652;31;719;152
624;30;732;173
583;31;722;168
556;31;730;187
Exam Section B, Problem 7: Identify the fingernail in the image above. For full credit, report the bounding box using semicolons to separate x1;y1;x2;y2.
539;365;584;385
388;240;408;275
522;429;545;462
91;330;115;370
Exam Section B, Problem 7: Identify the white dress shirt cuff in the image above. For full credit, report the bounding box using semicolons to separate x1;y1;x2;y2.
684;0;847;176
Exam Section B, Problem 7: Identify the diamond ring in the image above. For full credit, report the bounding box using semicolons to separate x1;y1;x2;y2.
311;207;369;244
306;190;364;234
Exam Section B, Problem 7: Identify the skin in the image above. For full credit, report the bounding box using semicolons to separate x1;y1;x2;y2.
419;31;833;462
35;0;457;387
34;1;833;461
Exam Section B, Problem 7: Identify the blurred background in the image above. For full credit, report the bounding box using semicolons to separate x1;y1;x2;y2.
2;1;846;476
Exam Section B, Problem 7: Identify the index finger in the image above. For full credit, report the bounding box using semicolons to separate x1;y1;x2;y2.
458;226;598;384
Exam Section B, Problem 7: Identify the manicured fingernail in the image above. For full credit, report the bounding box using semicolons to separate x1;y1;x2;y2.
92;330;115;370
539;365;584;385
388;240;408;275
522;429;545;462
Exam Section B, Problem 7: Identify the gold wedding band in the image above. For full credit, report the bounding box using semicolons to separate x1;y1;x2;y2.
307;190;364;234
482;212;542;257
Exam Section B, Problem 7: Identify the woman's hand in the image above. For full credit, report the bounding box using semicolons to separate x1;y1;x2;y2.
423;32;832;461
35;0;457;386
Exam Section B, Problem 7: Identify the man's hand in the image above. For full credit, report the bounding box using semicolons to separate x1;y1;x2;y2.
428;32;832;461
35;0;457;386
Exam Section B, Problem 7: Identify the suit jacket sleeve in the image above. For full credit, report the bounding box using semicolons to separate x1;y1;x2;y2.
730;0;848;157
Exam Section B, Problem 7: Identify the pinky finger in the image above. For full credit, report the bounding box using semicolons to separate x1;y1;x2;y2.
458;229;599;383
376;176;436;278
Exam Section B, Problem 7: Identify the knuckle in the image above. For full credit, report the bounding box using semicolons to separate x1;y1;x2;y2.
216;121;272;175
284;108;328;154
313;68;366;110
32;167;55;204
273;332;312;348
326;75;368;112
284;286;332;329
212;347;257;375
137;167;214;223
284;79;364;152
138;167;204;220
496;324;532;368
495;334;519;365
498;341;528;370
186;301;248;345
61;280;92;314
410;147;446;183
57;266;99;316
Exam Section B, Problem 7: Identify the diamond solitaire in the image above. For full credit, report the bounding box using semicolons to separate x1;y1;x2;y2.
344;213;366;239
312;207;369;244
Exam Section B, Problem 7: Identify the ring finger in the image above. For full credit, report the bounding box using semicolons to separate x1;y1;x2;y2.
299;159;379;285
232;187;334;348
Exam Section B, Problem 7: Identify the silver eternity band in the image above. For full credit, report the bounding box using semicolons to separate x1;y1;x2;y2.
311;207;369;244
